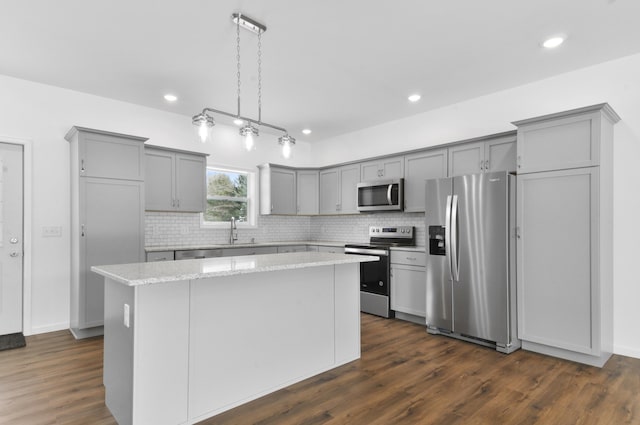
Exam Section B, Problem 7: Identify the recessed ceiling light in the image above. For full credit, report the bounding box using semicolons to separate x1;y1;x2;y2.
302;129;312;135
233;118;244;126
164;94;178;102
408;94;421;102
542;36;565;49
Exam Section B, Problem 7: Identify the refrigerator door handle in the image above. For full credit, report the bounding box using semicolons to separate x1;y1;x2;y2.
445;195;453;280
451;194;460;282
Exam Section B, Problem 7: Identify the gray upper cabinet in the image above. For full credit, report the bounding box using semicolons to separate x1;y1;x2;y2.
448;141;485;176
69;126;146;180
339;164;360;214
485;135;517;172
145;145;207;212
513;105;619;174
513;103;620;367
360;156;404;182
403;148;448;212
319;168;339;214
296;170;319;215
448;133;516;177
65;126;147;337
259;164;297;215
319;164;360;214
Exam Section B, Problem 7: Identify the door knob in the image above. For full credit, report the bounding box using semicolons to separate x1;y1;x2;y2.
10;252;19;257
10;237;18;244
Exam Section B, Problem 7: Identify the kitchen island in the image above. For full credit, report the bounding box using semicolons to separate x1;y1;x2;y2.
92;251;377;425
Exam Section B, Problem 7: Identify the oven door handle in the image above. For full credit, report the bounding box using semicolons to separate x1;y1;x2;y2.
345;248;389;256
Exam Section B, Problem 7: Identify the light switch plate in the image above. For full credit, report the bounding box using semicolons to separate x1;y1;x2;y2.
42;226;62;237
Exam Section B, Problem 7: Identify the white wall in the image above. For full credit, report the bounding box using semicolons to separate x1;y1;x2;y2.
0;74;311;334
310;52;640;358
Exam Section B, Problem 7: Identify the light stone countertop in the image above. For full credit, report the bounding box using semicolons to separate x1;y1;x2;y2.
145;240;345;252
146;241;425;253
92;251;379;286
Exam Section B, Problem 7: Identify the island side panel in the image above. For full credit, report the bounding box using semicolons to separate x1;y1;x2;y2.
334;263;361;365
133;281;190;425
188;266;336;422
104;278;135;425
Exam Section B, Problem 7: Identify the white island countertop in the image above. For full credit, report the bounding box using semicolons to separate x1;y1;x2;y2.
92;251;378;286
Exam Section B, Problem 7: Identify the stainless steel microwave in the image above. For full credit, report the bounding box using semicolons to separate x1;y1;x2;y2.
357;179;404;212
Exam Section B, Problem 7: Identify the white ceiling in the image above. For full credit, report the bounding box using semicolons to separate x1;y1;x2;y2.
2;0;640;142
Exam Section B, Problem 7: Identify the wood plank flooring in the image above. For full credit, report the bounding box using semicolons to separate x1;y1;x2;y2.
1;314;639;424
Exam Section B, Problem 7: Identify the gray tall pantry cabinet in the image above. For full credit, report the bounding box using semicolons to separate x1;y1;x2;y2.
66;127;147;339
513;104;619;367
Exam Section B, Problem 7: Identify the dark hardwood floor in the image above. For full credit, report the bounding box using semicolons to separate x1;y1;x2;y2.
1;314;639;424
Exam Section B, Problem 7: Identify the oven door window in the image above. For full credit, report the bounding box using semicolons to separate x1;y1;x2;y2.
360;258;389;295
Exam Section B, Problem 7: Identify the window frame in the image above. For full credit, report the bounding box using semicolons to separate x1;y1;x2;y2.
200;164;258;229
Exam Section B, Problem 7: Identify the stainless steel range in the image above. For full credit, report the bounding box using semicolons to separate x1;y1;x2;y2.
345;226;415;318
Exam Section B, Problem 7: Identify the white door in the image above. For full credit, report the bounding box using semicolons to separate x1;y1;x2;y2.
0;142;23;335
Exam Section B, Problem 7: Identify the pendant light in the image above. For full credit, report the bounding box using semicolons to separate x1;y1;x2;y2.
192;12;294;158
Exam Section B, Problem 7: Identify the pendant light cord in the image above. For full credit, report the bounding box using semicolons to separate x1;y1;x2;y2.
236;14;241;119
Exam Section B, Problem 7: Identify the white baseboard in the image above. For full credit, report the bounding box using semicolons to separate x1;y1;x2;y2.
614;344;640;359
25;321;70;336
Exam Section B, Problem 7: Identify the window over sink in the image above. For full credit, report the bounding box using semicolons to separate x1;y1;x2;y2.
200;165;257;228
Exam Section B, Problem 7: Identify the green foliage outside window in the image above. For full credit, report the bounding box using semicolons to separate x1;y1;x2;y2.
204;169;249;223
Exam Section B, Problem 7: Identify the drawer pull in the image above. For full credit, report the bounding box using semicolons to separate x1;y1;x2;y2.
406;257;417;261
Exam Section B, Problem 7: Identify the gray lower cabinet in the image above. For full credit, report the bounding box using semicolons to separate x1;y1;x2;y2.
145;145;207;212
390;251;426;323
277;245;308;253
517;168;599;357
174;249;222;260
403;149;447;212
513;103;619;367
221;246;278;256
66;126;147;338
146;251;175;262
317;245;344;254
319;164;360;214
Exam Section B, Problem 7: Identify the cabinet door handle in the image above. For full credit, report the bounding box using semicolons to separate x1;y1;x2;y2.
485;160;490;170
177;199;180;208
80;159;85;173
516;226;521;239
81;224;85;237
479;160;484;171
517;156;522;169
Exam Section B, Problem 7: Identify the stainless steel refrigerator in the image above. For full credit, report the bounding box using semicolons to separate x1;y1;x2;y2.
425;171;519;354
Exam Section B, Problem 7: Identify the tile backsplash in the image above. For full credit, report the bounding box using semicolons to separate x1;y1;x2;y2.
309;213;426;246
144;212;426;248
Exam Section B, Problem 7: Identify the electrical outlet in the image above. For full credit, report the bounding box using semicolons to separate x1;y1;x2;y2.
180;225;189;235
123;304;130;328
42;226;62;237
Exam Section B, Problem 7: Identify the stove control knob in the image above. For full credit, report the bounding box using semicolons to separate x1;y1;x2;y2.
378;281;384;286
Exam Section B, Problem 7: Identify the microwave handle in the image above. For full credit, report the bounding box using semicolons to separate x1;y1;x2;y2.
387;184;393;205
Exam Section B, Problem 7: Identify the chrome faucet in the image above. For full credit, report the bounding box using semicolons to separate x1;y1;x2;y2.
229;217;238;244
